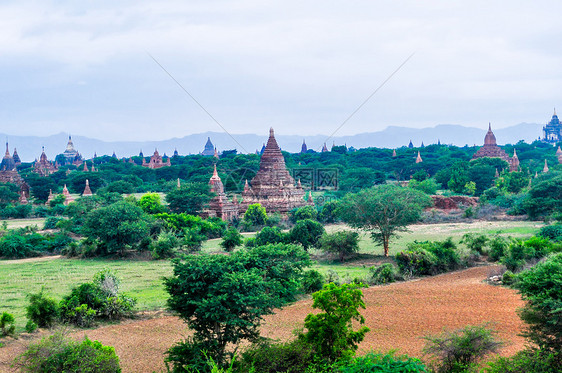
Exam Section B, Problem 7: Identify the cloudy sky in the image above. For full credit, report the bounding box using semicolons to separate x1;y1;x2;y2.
1;0;561;141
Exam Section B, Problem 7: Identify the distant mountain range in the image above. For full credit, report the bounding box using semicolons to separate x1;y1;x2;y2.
1;122;545;162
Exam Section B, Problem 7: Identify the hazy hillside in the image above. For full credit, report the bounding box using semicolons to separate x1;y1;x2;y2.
1;123;544;162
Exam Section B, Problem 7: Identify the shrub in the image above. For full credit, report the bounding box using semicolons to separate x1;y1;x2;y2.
395;248;438;276
13;332;121;373
25;320;38;334
502;270;515;286
288;219;325;251
423;324;502;373
59;271;136;326
219;227;243;252
461;233;489;255
538;224;562;242
151;231;179;259
301;269;325;294
340;351;428;372
369;263;400;285
235;339;321;373
250;226;287;247
43;216;62;230
488;236;509;262
484;349;559;373
290;205;318;223
0;312;16;337
317;231;360;262
243;203;267;227
26;288;59;328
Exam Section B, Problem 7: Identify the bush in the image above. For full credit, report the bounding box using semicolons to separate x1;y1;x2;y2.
151;231;179;259
219;227;243;252
339;351;428;372
0;312;16;337
395;248;438;276
317;231;360;262
43;216;62;230
165;337;216;373
26;288;59;328
488;236;509;262
484;349;559;373
301;269;324;294
288;219;325;251
289;205;318;223
243;203;267;227
13;332;121;373
461;233;488;254
502;270;515;286
59;271;136;326
25;320;38;334
250;226;287;247
235;339;321;373
538;224;562;242
369;263;400;285
423;324;502;373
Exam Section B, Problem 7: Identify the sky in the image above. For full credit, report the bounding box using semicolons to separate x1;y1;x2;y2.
1;0;561;141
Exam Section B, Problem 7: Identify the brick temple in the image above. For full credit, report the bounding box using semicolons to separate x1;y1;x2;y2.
241;128;311;214
203;164;239;221
472;123;519;172
142;149;171;169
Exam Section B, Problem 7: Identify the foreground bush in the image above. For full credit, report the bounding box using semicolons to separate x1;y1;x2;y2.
369;263;401;285
423;324;502;373
484;349;559;373
317;231;360;262
59;270;136;327
0;312;16;337
26;289;59;328
13;332;121;373
339;351;427;372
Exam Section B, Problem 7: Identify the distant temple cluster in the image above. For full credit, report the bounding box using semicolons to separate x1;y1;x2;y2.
1;107;561;216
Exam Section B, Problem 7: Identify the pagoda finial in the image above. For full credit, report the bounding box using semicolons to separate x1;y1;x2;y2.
4;141;9;157
543;159;549;173
212;164;219;178
488;122;492;131
554;107;557;116
269;127;275;137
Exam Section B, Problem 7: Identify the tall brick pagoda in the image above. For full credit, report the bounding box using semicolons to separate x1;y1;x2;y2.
241;128;309;214
472;123;518;171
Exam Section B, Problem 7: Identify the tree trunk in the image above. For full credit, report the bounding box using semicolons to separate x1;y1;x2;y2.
383;237;389;257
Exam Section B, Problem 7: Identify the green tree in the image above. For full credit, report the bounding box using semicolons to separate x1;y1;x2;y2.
299;283;370;362
318;231;360;262
139;192;167;214
523;173;562;219
290;205;317;222
219;227;243;252
164;244;310;368
243;203;267;227
166;183;214;215
338;185;432;256
288;219;325;251
447;161;469;193
0;182;19;207
513;253;562;360
82;201;151;255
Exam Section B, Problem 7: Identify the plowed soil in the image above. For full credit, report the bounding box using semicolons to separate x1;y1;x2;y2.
0;266;525;373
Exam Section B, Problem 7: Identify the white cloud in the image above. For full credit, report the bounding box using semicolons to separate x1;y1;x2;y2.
1;0;561;140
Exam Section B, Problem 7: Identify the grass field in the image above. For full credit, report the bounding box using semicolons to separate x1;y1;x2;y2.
0;220;542;331
0;218;46;230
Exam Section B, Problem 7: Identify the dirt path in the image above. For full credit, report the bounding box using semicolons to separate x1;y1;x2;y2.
0;266;525;373
0;255;61;265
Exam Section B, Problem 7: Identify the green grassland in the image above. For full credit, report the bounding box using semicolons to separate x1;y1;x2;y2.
0;220;541;331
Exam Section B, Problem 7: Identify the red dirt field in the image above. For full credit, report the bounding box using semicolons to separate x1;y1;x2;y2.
0;266;525;373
